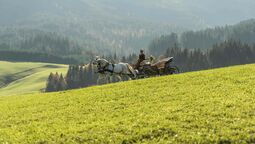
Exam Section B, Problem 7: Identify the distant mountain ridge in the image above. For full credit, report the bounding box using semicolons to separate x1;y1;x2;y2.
0;0;254;56
148;19;255;56
1;0;255;26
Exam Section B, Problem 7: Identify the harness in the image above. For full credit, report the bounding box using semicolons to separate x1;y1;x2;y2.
100;63;115;74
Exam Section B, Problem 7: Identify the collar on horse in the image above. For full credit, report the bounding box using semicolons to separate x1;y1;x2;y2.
101;62;115;73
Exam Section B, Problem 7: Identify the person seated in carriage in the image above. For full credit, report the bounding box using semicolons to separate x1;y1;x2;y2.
135;49;146;69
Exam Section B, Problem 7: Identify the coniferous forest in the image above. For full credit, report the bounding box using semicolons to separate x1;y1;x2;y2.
1;19;255;65
164;40;255;72
46;64;98;92
148;19;255;55
46;39;255;92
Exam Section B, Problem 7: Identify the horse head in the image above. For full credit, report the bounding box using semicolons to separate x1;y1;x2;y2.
93;57;109;70
92;56;100;65
97;59;109;68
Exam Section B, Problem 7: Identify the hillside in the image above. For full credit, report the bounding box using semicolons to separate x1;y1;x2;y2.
0;61;67;96
149;19;255;55
1;0;255;56
0;64;254;143
1;0;255;27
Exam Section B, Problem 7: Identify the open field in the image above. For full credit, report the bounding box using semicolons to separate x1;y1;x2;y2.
0;61;67;96
0;64;254;143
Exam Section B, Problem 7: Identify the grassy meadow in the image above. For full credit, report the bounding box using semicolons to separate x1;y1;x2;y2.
0;64;254;143
0;61;67;96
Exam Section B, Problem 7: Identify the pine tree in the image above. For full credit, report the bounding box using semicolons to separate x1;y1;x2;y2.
45;72;55;92
65;66;73;89
79;66;85;87
57;74;67;91
121;56;126;63
53;72;60;91
87;63;94;85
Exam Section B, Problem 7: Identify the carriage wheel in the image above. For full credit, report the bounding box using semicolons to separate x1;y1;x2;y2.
166;66;180;75
170;66;180;74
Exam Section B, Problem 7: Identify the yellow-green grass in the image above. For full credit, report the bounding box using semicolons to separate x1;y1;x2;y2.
0;61;67;96
0;64;255;143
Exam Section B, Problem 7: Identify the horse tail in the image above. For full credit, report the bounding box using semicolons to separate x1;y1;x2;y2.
126;64;137;79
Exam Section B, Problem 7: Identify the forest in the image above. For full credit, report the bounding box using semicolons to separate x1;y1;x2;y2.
1;19;255;65
46;40;255;92
149;19;255;55
0;31;92;63
0;50;79;64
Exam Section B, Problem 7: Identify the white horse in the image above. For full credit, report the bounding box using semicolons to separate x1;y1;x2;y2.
93;57;136;84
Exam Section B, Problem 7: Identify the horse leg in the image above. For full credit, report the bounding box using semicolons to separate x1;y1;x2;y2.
117;75;122;82
97;74;101;85
97;74;108;85
97;78;100;85
105;75;111;84
108;75;113;83
127;75;132;81
123;74;131;81
97;77;103;85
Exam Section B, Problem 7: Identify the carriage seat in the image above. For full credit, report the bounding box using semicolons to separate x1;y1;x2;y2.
151;57;173;69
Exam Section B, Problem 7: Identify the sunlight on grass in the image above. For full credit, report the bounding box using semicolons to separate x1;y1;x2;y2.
0;64;254;143
0;61;67;96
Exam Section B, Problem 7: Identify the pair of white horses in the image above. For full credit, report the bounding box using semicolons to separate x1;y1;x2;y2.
93;57;137;84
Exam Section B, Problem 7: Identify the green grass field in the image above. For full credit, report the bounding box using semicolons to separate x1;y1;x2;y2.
0;64;254;143
0;61;67;96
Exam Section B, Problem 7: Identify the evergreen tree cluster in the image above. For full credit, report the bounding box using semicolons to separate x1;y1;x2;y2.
45;64;98;92
20;32;82;55
45;73;67;92
165;40;255;72
209;40;255;68
148;33;178;56
165;45;209;72
65;64;98;89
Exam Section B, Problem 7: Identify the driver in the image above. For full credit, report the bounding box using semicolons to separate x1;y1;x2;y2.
135;49;146;69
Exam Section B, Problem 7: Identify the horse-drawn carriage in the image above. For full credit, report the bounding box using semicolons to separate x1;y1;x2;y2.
133;57;180;78
93;56;180;84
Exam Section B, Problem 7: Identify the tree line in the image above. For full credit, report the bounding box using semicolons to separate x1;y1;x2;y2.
46;64;98;92
46;40;255;92
165;40;255;72
19;32;82;55
0;50;79;64
149;19;255;55
0;31;92;64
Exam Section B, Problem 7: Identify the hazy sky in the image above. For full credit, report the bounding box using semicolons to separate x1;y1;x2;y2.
0;0;255;28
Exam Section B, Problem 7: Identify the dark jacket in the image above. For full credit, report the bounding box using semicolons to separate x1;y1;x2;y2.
135;53;146;69
139;53;145;62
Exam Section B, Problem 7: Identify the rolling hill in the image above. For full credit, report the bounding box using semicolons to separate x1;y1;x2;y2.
0;61;67;96
0;64;254;143
1;0;255;56
1;0;255;27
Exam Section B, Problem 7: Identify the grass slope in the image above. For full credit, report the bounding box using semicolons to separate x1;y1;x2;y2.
0;61;67;96
0;64;255;143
